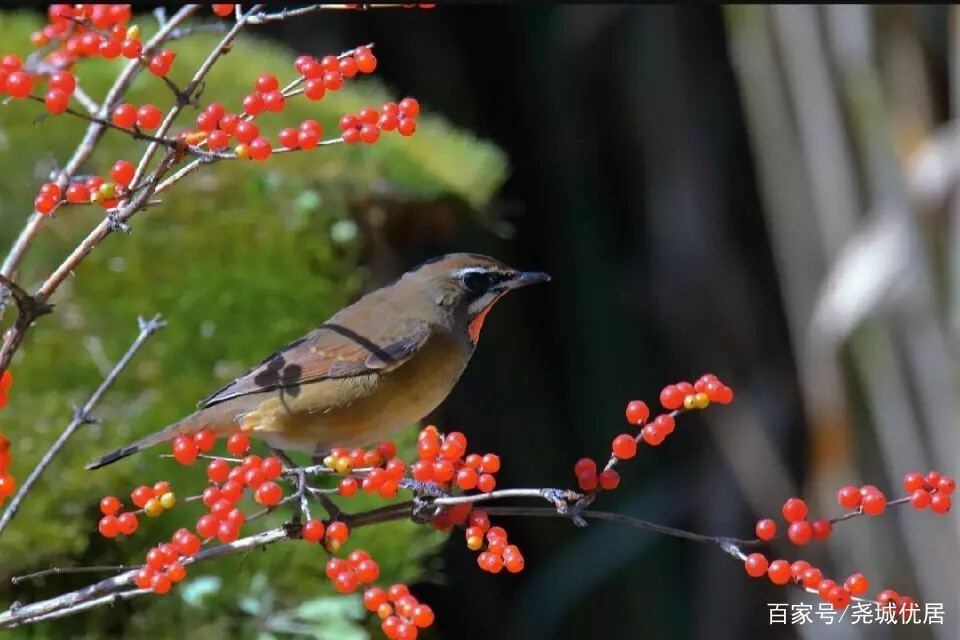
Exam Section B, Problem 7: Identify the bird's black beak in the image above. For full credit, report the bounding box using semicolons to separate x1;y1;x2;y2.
505;271;551;289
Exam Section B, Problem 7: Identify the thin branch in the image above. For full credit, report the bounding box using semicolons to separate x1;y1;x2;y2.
10;566;133;586
0;315;166;538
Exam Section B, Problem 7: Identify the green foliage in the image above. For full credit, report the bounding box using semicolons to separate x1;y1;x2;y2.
0;11;506;638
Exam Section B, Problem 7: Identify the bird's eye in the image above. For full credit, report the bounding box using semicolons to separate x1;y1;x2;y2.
460;270;497;295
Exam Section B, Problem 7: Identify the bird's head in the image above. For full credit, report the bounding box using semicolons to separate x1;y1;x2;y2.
400;253;550;343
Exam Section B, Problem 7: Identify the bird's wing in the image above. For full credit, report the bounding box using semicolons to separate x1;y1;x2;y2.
197;314;431;409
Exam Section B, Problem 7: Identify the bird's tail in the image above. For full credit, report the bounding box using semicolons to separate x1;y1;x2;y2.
85;407;236;470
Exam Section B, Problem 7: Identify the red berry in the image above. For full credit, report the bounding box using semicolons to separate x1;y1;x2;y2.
241;92;264;116
135;568;154;589
207;129;230;151
356;53;377;74
938;476;956;494
480;453;500;473
172;436;199;465
148;55;171;77
220;479;243;503
910;488;931;509
248;137;272;161
327;521;349;542
598;469;620;490
110;160;135;187
930;493;952;513
204;459;228;483
100;495;122;516
44;89;69;114
1;54;21;71
217;520;239;543
195;111;218;132
787;520;812;545
121;38;141;58
131;485;153;508
111;103;136;128
35;193;56;214
844;572;868;596
234;121;259;144
339;56;359;78
379;112;399;131
659;385;683;410
5;71;32;98
576;470;597;491
117;512;139;535
925;471;941;488
226;432;250;455
304;78;326;101
861;492;886;516
612;434;637;459
335;570;359;594
817;578;837;600
151;573;171;595
255;73;279;93
399;97;420;118
278;127;300;149
790;560;810;582
903;471;925;492
48;70;75;94
837;485;861;509
339;477;359;496
322;71;343;91
877;589;900;606
810;518;832;539
263;90;285;113
212;4;234;17
641;423;666;446
412;604;434;628
755;518;776;540
477;473;497;492
193;429;216;452
767;559;791;585
254;481;282;506
219;113;240;134
98;515;119;538
356;559;380;583
781;498;807;522
302;519;325;542
744;552;768;577
456;468;478;490
653;414;675;435
360;124;380;144
397;117;417;136
625;400;649;425
298;127;319;150
801;567;822;589
261;457;283;479
136;105;163;129
828;585;851;610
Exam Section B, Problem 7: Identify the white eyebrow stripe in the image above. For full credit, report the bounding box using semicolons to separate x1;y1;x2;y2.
455;267;490;278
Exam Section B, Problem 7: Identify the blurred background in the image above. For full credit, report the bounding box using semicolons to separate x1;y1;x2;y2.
0;4;958;640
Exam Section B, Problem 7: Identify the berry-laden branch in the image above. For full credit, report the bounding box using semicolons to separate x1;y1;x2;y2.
0;2;432;380
0;314;166;537
0;2;431;561
2;374;953;637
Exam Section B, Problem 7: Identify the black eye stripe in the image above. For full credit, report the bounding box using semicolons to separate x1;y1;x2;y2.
461;270;508;294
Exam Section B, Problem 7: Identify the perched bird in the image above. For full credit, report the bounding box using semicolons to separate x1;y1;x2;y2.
86;253;549;470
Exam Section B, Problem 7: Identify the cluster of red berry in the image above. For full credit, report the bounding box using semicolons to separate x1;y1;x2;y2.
754;497;831;546
465;509;524;573
325;548;381;594
133;528;201;594
572;374;734;493
364;583;435;640
339;97;420;145
411;425;499;492
900;470;954;512
0;372;14;505
322;441;401;498
744;551;917;615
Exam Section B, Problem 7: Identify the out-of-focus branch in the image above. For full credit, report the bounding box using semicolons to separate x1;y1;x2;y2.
0;315;166;538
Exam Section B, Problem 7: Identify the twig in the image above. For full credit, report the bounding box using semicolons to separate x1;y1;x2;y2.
0;315;166;538
11;566;133;586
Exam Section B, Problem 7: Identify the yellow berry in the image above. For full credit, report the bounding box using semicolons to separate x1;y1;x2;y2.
323;455;336;469
125;25;140;40
144;497;164;517
235;144;250;160
466;536;483;551
159;492;176;509
683;394;697;410
324;538;342;553
98;182;116;200
694;392;710;409
334;456;354;475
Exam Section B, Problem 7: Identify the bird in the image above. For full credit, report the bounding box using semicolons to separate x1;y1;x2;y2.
86;253;549;470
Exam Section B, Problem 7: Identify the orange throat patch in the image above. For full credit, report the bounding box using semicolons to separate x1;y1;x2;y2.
468;294;504;344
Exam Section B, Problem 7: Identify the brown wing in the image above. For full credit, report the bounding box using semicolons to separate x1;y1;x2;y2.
197;318;431;409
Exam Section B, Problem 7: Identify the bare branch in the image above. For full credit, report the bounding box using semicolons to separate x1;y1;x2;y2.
0;315;166;538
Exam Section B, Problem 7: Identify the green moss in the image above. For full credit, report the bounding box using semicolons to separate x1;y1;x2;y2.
0;12;505;638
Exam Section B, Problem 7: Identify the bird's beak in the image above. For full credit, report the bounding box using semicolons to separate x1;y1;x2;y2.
505;271;551;289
